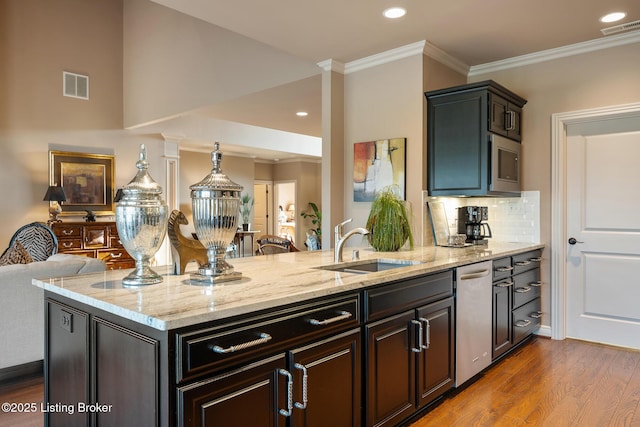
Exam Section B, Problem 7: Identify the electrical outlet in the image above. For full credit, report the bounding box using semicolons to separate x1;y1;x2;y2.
60;310;73;333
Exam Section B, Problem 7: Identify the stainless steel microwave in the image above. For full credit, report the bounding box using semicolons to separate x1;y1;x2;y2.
490;134;521;193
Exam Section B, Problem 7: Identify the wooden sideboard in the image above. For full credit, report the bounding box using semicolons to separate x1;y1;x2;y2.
51;221;135;270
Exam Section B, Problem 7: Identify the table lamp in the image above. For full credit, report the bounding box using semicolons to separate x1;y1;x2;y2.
43;185;67;225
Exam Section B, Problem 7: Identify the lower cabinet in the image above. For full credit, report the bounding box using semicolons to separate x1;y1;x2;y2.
365;297;454;427
178;329;361;427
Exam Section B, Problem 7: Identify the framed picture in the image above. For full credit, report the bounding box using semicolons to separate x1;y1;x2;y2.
353;137;406;202
49;151;115;216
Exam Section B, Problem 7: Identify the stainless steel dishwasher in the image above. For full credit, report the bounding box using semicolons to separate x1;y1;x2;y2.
455;260;493;387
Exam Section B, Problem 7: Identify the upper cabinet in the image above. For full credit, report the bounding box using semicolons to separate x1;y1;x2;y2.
425;80;527;197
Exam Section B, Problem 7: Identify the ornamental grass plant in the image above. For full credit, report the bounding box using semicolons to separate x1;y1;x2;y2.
365;187;414;251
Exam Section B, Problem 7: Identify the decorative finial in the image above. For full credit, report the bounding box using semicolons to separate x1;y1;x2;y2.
136;144;149;170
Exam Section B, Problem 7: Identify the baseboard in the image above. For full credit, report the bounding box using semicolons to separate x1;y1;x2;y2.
0;360;43;384
535;325;552;338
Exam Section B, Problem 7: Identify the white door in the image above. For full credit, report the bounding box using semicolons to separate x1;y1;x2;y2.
566;129;640;348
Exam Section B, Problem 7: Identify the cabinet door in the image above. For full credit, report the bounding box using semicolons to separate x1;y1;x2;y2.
492;280;513;359
178;354;287;427
427;90;489;196
506;103;522;141
46;300;90;427
93;318;159;427
416;297;454;407
290;329;361;427
489;94;509;137
365;311;416;427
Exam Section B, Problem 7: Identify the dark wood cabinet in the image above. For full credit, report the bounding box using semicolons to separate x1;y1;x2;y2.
179;354;287;427
425;80;526;196
45;300;160;426
491;250;543;360
363;272;454;427
52;221;135;270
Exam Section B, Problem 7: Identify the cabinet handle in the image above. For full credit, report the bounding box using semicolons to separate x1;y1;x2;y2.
278;369;293;417
529;257;542;262
496;266;514;272
506;110;516;131
515;319;532;328
495;280;514;288
209;332;272;354
459;269;490;280
419;317;431;350
515;260;531;266
411;319;423;353
515;286;532;293
294;363;308;410
62;229;75;236
62;242;74;248
110;252;123;259
529;281;542;287
530;311;543;319
308;310;352;326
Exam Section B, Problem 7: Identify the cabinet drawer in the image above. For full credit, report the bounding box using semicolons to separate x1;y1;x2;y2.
513;250;542;275
492;257;512;281
513;298;541;343
53;224;82;239
364;270;453;322
106;259;136;270
512;268;541;308
97;249;131;263
176;294;360;382
57;238;83;251
109;236;124;248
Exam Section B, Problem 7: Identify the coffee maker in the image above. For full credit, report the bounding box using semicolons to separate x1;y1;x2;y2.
457;206;492;245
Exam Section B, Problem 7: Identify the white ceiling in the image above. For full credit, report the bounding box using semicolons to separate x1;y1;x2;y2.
148;0;640;158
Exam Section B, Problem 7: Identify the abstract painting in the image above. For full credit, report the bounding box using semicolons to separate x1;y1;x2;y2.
353;138;406;202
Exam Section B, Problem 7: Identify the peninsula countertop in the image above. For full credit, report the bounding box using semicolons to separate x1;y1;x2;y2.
32;242;543;331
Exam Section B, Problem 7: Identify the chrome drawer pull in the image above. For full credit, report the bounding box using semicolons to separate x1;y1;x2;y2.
495;280;514;288
209;332;272;354
530;311;543;319
515;286;532;293
62;229;75;235
496;266;514;272
62;242;74;248
529;257;542;262
515;260;531;266
515;319;532;328
308;310;352;326
294;363;308;410
506;110;516;131
110;252;123;258
529;281;542;287
411;319;423;353
279;369;293;417
419;317;431;350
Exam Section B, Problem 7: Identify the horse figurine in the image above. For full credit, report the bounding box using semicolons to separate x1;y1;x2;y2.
167;210;208;275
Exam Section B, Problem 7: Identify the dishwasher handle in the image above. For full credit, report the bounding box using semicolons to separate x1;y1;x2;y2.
459;269;491;280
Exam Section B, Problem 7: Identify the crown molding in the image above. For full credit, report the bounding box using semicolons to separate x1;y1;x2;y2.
469;30;640;77
317;59;345;73
423;42;470;76
344;40;426;74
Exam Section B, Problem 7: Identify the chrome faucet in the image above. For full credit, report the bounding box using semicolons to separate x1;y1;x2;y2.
334;218;369;263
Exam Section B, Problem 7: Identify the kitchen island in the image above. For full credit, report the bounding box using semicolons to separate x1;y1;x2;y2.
34;242;543;427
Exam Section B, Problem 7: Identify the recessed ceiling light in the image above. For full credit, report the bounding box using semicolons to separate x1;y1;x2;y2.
296;111;308;117
600;12;626;23
383;7;406;19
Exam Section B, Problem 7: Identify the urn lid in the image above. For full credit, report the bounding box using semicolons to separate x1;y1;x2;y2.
120;144;164;202
190;142;243;195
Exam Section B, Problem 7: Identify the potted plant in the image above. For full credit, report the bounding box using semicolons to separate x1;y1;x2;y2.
366;187;414;251
301;202;322;249
239;192;254;231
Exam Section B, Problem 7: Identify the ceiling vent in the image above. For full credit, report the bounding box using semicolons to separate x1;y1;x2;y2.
63;71;89;100
601;20;640;35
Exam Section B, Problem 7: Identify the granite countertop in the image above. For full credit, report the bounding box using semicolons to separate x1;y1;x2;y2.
32;242;543;331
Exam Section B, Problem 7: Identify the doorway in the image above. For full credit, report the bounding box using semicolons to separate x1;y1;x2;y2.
551;102;640;348
253;182;272;237
274;181;297;244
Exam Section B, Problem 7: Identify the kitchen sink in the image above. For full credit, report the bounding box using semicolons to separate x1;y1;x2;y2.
317;259;421;274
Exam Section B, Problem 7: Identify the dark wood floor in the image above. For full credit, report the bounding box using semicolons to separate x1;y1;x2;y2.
1;337;639;426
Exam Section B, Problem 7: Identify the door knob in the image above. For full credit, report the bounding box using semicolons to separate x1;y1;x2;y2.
568;237;584;245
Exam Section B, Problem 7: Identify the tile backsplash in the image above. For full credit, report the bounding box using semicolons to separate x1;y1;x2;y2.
422;191;540;245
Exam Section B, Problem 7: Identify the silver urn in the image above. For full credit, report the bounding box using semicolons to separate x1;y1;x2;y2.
116;144;168;286
190;142;242;283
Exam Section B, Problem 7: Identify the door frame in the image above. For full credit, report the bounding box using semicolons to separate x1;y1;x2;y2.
550;101;640;341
